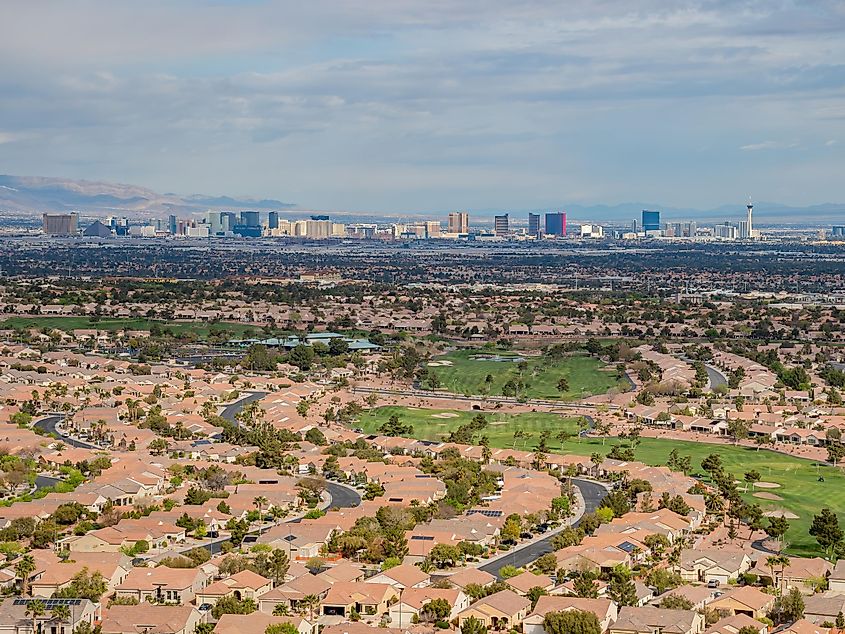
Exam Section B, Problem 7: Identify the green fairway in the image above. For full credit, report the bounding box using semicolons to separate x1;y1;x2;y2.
359;405;841;557
428;349;627;401
359;406;582;447
0;316;264;339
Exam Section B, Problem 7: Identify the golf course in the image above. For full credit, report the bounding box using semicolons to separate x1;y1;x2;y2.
360;405;844;557
427;348;628;401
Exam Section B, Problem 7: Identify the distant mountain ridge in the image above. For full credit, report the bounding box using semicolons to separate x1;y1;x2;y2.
0;174;841;224
0;174;295;217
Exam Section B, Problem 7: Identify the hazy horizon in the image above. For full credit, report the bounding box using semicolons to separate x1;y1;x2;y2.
1;1;843;213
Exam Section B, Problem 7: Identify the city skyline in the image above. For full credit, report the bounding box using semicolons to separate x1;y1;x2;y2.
1;1;843;212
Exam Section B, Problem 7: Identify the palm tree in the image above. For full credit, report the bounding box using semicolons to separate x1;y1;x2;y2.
300;594;319;621
25;599;45;634
15;554;36;596
51;605;71;633
253;495;269;534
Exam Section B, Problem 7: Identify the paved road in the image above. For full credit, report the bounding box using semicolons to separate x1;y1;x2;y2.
33;415;101;449
478;478;608;576
220;392;268;423
704;364;727;390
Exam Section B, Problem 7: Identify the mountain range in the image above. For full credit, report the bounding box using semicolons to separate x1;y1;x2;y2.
0;174;842;224
0;175;295;217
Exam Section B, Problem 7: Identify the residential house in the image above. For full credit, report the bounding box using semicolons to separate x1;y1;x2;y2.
456;589;531;631
609;606;704;634
115;567;208;604
679;550;752;585
366;564;430;590
388;587;469;627
709;587;775;619
214;613;313;634
100;605;203;634
320;582;398;618
195;570;272;606
0;598;97;634
524;597;618;634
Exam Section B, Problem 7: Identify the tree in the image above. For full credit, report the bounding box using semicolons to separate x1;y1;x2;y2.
265;624;298;634
765;516;790;551
428;544;462;569
810;508;843;558
15;553;35;596
573;574;599;598
51;605;71;631
26;599;45;634
460;616;488;634
769;587;805;624
542;610;602;634
420;598;452;622
304;428;327;446
590;452;603;477
661;594;694;610
533;553;559;575
289;345;315;371
266;548;290;585
744;470;761;491
55;567;109;602
556;377;570;393
608;565;638;607
211;596;257;619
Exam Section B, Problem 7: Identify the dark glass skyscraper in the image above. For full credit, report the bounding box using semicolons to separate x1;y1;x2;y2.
544;212;567;236
528;213;541;237
642;210;660;232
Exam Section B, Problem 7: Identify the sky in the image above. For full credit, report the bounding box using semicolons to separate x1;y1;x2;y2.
0;0;844;213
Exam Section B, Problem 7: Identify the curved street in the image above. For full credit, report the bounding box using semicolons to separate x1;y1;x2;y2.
220;391;268;423
479;477;608;576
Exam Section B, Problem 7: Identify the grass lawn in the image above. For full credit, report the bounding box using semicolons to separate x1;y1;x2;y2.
359;405;841;557
358;406;582;446
429;349;627;401
0;316;265;339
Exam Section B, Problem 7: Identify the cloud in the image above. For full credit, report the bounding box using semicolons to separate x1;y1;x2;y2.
739;141;799;151
0;0;844;210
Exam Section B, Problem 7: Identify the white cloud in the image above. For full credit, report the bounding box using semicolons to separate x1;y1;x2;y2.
739;141;798;151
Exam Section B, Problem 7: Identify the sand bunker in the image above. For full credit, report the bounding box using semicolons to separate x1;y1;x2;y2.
764;510;799;519
430;412;460;419
489;420;511;426
753;492;783;501
427;360;453;367
755;482;781;489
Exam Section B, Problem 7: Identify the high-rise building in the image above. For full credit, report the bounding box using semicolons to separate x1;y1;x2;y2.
832;226;845;237
747;200;753;237
494;214;509;237
240;211;260;227
268;211;279;230
42;213;79;236
528;213;541;238
642;210;660;232
545;212;567;237
714;222;737;240
448;211;469;234
738;200;755;239
306;219;332;239
221;212;237;233
168;214;177;235
425;221;441;238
